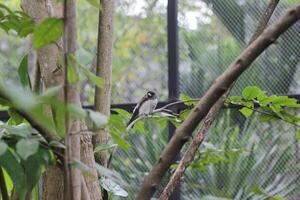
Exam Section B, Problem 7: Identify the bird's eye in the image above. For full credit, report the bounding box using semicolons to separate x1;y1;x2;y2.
147;93;152;97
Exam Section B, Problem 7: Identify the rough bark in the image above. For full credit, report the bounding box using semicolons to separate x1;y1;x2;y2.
63;0;81;199
21;0;102;199
136;4;300;199
93;0;114;166
81;126;103;200
21;1;65;199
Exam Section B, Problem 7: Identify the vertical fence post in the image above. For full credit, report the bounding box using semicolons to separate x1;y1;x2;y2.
167;0;180;199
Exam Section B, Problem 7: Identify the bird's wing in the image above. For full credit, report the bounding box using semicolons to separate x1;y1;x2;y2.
127;94;148;127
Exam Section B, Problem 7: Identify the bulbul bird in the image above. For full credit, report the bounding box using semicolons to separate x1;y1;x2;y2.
127;91;158;128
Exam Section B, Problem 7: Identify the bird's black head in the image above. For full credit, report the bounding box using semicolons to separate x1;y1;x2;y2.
147;91;156;99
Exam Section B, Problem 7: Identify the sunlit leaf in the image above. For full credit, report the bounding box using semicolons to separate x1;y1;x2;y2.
239;107;253;118
16;138;39;160
33;17;63;49
242;86;262;100
229;95;242;103
180;94;196;106
7;108;24;125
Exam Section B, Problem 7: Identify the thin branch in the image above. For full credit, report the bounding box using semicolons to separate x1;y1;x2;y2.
248;0;280;44
93;0;115;168
241;105;300;128
157;99;199;110
63;0;80;199
158;1;281;199
126;99;199;130
0;167;9;200
137;1;296;199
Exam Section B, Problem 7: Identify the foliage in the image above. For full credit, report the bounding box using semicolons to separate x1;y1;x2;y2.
0;4;33;37
0;122;54;199
228;86;300;128
183;114;299;199
32;17;63;49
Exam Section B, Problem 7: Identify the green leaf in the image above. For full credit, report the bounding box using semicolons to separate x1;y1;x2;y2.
296;130;300;140
270;104;282;113
2;123;37;138
18;55;30;87
0;140;8;156
67;62;79;84
239;107;253;118
229;96;242;103
87;109;108;128
112;108;131;119
0;149;27;200
23;148;53;190
86;0;102;9
110;130;130;150
16;139;39;160
242;86;262;100
7;108;24;125
251;185;265;195
49;141;66;149
32;17;63;49
100;177;128;197
259;113;278;122
94;144;117;153
180;94;196;106
82;67;104;88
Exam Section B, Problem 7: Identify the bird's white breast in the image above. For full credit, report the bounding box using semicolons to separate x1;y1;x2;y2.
139;99;157;115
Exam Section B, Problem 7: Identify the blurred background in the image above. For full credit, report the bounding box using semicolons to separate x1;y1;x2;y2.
1;0;300;199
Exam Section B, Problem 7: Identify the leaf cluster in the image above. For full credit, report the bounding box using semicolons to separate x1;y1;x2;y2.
0;4;33;37
228;86;300;128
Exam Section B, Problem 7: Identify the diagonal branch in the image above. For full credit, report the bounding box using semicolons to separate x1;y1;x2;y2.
136;2;299;199
159;1;281;198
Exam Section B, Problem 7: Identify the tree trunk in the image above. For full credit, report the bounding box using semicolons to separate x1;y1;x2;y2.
93;0;114;167
21;0;102;199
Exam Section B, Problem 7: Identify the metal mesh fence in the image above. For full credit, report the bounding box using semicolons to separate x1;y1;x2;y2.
111;0;300;199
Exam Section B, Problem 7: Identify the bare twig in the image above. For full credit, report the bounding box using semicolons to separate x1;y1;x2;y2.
137;1;297;199
158;1;280;199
